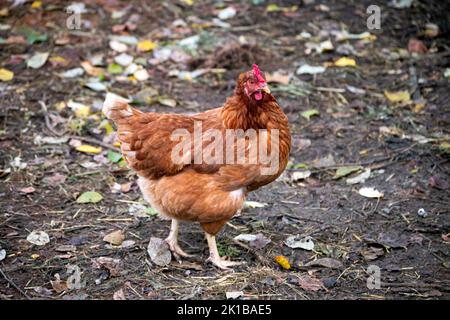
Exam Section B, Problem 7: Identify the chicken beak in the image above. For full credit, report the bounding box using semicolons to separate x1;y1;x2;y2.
260;84;271;94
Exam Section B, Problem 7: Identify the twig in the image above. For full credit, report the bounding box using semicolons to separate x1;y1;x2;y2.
232;239;271;266
0;264;31;299
39;101;67;137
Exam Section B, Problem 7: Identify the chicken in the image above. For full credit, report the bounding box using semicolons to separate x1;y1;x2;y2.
103;64;291;269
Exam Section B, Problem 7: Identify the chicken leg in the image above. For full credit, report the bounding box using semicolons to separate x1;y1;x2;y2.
205;233;245;270
165;219;193;258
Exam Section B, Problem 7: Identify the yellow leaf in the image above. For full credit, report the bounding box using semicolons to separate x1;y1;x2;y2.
113;141;121;147
181;0;194;5
275;255;291;270
0;68;14;81
100;120;114;135
334;57;357;67
384;90;411;103
31;1;42;8
439;142;450;150
76;145;102;154
55;101;66;112
266;4;281;12
31;253;40;259
413;102;425;112
137;40;157;52
74;105;91;118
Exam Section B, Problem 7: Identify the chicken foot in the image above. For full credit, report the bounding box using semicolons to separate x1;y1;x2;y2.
165;219;194;258
205;233;246;270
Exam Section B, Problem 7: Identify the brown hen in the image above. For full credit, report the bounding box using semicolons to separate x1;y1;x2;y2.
103;64;291;269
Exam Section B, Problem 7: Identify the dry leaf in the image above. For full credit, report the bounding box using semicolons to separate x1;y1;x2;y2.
137;40;157;52
103;230;125;245
384;90;411;103
359;187;384;198
0;68;14;81
334;57;356;67
75;145;102;154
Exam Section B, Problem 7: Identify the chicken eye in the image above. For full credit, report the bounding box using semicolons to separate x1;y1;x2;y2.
248;80;255;85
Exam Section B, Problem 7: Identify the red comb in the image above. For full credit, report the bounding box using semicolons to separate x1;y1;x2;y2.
252;64;265;83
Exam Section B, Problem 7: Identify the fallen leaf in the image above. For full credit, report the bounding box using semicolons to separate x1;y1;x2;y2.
80;61;103;77
298;275;324;291
107;63;123;74
134;68;150;81
114;53;133;66
0;68;14;81
334;57;356;67
43;173;66;186
92;257;122;277
76;191;103;203
27;230;50;246
346;169;371;185
147;237;172;266
361;247;385;261
291;170;311;181
109;40;128;53
285;235;315;250
275;255;291;270
27;52;49;69
301;109;320;120
20;186;35;194
408;38;427;54
428;175;449;190
0;249;6;261
137;40;157;52
358;187;383;198
113;289;126;300
225;291;243;299
75;145;102;154
243;201;268;208
384;90;411;103
60;67;84;78
218;6;236;20
296;64;326;75
107;150;122;163
51;274;68;293
84;81;107;92
424;23;439;38
334;166;361;179
234;233;271;249
305;258;343;269
158;97;176;107
103;230;125;246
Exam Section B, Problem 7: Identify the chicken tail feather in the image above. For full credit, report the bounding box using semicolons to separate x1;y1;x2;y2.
103;92;141;123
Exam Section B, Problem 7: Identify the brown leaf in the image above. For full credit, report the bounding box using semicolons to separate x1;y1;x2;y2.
113;288;126;300
428;175;449;190
298;275;324;291
103;230;125;245
408;38;427;54
50;274;68;293
305;258;343;269
92;257;122;277
20;186;35;194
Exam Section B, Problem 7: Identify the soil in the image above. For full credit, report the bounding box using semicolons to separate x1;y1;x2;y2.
0;0;449;300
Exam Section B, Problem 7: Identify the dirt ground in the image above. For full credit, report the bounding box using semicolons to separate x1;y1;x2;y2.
0;0;449;300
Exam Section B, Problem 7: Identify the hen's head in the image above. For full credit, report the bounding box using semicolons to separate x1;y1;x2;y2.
237;64;271;103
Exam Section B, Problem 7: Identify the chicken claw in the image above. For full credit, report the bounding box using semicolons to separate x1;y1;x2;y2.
165;219;194;259
206;256;246;270
205;233;245;270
